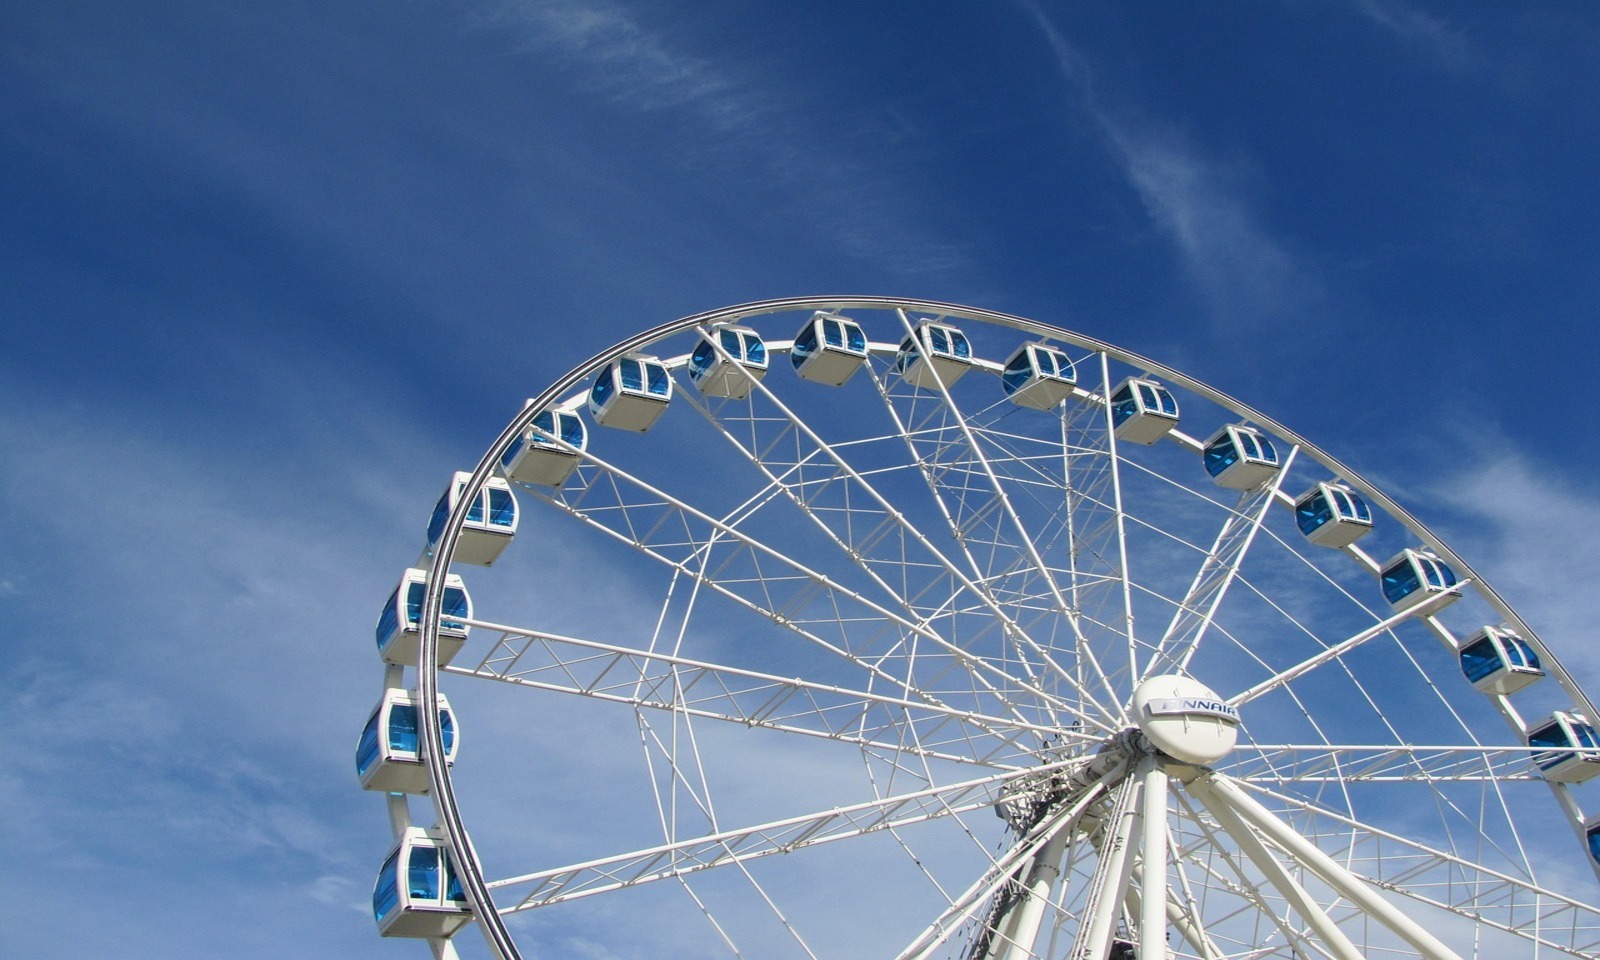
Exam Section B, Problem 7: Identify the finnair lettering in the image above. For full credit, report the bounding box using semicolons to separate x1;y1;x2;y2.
1146;697;1240;723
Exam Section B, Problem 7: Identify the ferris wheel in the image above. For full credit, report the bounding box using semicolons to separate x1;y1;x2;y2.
359;297;1600;960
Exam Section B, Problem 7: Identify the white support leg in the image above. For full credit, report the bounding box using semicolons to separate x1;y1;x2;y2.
986;826;1073;960
1138;765;1169;960
1068;776;1142;960
1187;777;1364;960
1205;775;1465;960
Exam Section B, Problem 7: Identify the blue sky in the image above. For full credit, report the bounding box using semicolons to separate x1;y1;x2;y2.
4;2;1600;958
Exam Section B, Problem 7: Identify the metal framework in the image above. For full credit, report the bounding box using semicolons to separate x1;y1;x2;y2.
374;297;1600;960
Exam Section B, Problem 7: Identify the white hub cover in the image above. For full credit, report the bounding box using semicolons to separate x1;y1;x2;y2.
1131;675;1240;765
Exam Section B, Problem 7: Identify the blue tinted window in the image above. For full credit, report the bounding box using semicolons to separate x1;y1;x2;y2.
646;362;669;396
464;485;485;524
357;710;383;774
743;332;765;364
1508;635;1541;671
620;359;643;391
1204;436;1240;478
1588;826;1600;866
591;369;615;407
817;321;838;348
1575;723;1600;751
389;704;420;755
557;413;585;446
426;492;451;545
1253;435;1278;463
445;852;467;904
929;327;949;354
720;329;741;355
441;709;456;754
1111;385;1136;426
1381;560;1422;604
501;436;523;469
845;322;865;353
1003;351;1031;394
488;488;515;527
1459;636;1500;683
1297;493;1332;534
441;586;469;630
794;323;819;362
376;591;401;649
949;330;971;359
409;846;440;899
690;341;715;377
374;851;401;920
405;582;425;628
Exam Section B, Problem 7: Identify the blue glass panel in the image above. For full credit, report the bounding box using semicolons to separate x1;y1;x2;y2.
409;846;441;899
376;591;401;650
426;492;451;545
1588;826;1600;866
1381;560;1422;604
1509;635;1541;671
389;704;420;754
501;435;523;469
1254;435;1278;463
441;586;469;630
1459;636;1500;683
929;327;949;355
441;709;456;754
591;369;615;408
895;340;915;373
1576;723;1600;751
646;362;669;397
1204;437;1240;478
357;710;382;775
818;321;839;348
720;329;740;356
1111;385;1136;426
1350;492;1372;522
464;486;485;524
488;488;515;527
558;413;585;446
1529;722;1574;769
690;341;715;377
405;582;425;628
532;411;554;434
950;330;971;359
1002;351;1030;394
444;852;468;904
744;333;765;364
1297;493;1332;535
374;851;401;920
620;359;643;392
1136;384;1159;410
845;322;865;353
1154;387;1178;416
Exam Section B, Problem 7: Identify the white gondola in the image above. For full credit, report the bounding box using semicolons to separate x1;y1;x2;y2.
356;690;457;794
589;353;672;431
375;567;471;666
1458;626;1544;695
1294;482;1374;548
500;407;586;487
1203;424;1281;490
1379;548;1461;614
1527;712;1600;783
1001;343;1077;410
895;321;973;389
1108;377;1180;445
688;324;768;398
372;828;473;938
791;312;868;386
425;472;517;566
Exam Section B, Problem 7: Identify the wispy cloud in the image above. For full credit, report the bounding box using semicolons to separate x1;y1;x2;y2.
1022;4;1323;331
1354;0;1480;71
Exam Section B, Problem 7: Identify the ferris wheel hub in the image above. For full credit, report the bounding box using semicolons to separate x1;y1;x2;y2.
1131;675;1241;765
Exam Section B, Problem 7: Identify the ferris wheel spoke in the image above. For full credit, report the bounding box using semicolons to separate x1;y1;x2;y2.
443;621;1066;767
486;758;1083;913
1141;445;1298;681
668;344;1120;735
869;309;1126;722
1226;743;1546;784
523;448;1086;740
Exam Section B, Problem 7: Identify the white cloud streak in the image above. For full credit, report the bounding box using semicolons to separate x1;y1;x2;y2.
1022;3;1323;331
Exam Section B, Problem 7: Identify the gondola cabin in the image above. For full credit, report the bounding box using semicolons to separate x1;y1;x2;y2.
373;828;473;938
1109;378;1180;445
500;408;586;487
1379;549;1461;614
1527;712;1600;783
1458;626;1544;695
688;324;768;398
1294;483;1374;548
356;690;457;794
376;567;471;666
1204;425;1282;490
425;472;517;566
1001;343;1077;410
895;321;973;389
589;354;672;431
791;312;869;386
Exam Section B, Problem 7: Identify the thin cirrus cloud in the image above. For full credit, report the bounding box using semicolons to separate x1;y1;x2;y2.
472;0;970;274
1022;3;1324;333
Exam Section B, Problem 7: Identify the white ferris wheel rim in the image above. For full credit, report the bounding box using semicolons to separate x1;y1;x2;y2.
400;296;1600;960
